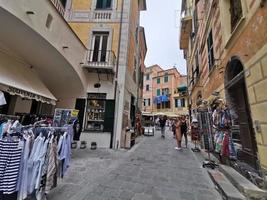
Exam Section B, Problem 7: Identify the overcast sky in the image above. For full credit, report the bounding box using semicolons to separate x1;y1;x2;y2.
140;0;187;75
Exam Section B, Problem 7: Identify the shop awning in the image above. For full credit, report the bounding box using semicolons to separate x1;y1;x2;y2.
177;85;187;92
0;63;57;105
141;111;154;116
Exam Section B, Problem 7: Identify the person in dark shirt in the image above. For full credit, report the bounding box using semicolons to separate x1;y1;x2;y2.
159;115;167;138
180;115;188;148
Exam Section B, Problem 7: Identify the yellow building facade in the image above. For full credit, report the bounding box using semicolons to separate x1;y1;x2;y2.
65;0;147;148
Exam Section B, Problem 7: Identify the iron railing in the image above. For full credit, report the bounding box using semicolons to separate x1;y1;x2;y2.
85;50;116;68
50;0;65;17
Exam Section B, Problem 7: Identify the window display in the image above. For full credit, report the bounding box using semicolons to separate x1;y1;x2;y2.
85;99;105;131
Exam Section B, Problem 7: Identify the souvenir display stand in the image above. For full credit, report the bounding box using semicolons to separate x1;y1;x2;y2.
212;101;237;165
196;107;218;169
190;120;201;152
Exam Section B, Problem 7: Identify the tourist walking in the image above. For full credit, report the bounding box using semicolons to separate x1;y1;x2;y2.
174;117;182;150
180;115;188;148
159;115;167;138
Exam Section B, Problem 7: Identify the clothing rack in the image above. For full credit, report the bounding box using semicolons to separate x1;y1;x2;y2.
0;114;19;120
0;120;73;200
39;126;68;130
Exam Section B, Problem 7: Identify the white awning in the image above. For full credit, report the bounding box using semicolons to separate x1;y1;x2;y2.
142;111;154;116
0;61;57;105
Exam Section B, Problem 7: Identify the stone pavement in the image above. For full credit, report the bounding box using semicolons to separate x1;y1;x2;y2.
48;129;222;200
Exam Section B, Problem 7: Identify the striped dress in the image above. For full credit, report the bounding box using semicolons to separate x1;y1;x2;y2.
0;140;23;194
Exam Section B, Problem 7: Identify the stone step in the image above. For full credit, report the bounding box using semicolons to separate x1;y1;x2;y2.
208;170;246;200
219;165;267;200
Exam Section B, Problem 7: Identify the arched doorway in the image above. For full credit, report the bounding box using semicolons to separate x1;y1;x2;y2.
225;57;258;170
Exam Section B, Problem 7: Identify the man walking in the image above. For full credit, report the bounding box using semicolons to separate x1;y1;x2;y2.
159;115;167;138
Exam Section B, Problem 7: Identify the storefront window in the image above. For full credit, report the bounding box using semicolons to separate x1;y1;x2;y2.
85;93;106;131
86;99;105;131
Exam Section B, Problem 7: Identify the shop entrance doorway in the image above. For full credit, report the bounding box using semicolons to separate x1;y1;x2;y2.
225;57;258;170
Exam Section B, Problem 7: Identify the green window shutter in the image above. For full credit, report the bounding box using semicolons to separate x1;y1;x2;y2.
157;78;160;84
103;100;115;148
75;98;86;131
157;89;161;96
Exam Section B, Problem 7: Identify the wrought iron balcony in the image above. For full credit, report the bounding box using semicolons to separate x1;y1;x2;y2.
82;50;116;73
50;0;65;17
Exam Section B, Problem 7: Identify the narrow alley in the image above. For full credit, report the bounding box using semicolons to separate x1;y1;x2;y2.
48;130;222;200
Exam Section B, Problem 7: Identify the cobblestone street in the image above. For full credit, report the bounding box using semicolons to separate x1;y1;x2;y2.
48;129;222;200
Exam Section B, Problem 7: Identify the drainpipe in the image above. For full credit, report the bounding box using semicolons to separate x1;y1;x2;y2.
112;0;125;148
114;0;124;99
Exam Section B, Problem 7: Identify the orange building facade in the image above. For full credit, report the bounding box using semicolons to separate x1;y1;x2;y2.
180;0;267;178
142;65;188;116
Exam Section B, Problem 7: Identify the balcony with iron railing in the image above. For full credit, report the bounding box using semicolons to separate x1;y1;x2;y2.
82;50;116;73
50;0;65;17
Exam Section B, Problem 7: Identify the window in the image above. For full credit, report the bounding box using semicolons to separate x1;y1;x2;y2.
146;84;149;91
157;89;161;96
143;99;146;107
230;0;242;31
148;98;151;106
207;30;215;71
135;27;139;44
164;74;168;83
162;88;169;95
157;78;160;84
193;8;198;34
96;0;112;9
85;93;107;131
162;101;170;109
146;74;150;80
175;98;186;108
45;14;53;29
181;98;185;107
60;0;67;8
194;51;200;79
91;32;109;62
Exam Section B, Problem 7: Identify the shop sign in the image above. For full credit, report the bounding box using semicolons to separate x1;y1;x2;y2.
87;93;106;99
7;86;55;105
